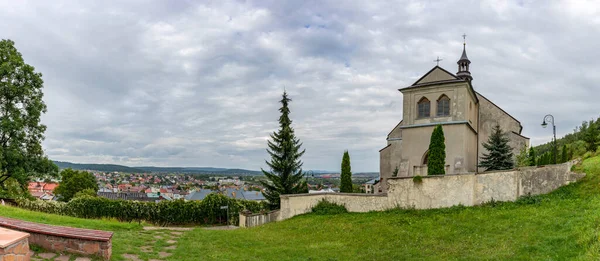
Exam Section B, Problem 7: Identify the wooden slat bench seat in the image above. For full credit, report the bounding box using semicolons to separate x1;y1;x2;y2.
0;216;113;260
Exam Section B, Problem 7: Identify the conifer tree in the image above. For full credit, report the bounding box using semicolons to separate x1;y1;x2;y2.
260;91;307;209
340;150;352;193
427;125;446;175
528;147;536;166
561;145;568;163
479;124;514;171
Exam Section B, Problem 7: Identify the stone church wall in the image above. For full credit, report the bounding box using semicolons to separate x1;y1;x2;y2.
277;161;583;221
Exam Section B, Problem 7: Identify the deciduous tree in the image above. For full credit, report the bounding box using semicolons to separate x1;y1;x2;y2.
55;168;98;202
0;39;57;189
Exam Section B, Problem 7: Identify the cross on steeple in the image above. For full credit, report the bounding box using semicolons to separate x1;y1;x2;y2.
462;33;467;46
434;56;443;66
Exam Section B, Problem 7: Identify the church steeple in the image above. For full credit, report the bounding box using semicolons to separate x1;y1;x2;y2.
456;34;472;81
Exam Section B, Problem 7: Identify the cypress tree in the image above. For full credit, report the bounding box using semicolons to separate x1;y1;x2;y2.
260;91;307;209
528;147;536;166
561;145;568;163
427;125;446;175
340;150;352;193
479;124;514;171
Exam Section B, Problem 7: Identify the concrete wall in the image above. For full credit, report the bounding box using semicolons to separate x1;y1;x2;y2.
278;162;584;221
239;210;281;228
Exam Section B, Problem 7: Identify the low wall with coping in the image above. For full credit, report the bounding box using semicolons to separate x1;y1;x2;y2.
278;161;584;221
0;228;30;261
239;210;281;228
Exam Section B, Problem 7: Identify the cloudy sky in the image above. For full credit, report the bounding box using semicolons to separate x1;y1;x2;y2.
1;0;598;172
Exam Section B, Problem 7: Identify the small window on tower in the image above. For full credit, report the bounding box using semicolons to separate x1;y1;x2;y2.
437;95;450;117
417;97;430;118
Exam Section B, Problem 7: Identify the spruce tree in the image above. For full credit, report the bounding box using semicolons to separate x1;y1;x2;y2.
340;150;352;193
479;124;514;171
260;91;306;209
528;147;536;166
427;125;446;175
561;145;568;163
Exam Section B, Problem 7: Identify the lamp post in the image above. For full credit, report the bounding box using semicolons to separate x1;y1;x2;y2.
541;114;557;164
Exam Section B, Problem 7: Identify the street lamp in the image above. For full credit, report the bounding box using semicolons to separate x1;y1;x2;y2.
541;114;557;164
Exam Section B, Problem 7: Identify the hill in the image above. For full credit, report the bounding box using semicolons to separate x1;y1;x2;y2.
12;156;599;260
52;161;145;173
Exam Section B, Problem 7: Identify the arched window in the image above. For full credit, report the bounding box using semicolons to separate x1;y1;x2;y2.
417;97;430;118
422;150;429;165
437;95;450;117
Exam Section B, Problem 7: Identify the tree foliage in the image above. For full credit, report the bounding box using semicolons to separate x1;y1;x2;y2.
528;147;537;166
260;91;307;209
55;168;98;202
479;124;514;171
0;39;57;189
340;150;352;193
516;145;530;167
427;125;446;175
561;144;568;163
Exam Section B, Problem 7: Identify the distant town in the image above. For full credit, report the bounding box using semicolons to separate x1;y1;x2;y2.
27;161;380;202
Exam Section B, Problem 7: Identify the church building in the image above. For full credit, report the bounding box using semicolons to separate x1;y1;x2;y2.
378;41;529;192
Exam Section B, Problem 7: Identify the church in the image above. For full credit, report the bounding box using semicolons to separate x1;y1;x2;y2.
378;41;529;192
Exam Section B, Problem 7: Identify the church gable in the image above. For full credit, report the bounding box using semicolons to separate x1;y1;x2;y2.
413;66;458;86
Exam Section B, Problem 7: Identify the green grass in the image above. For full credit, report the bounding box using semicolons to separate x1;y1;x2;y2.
2;157;600;260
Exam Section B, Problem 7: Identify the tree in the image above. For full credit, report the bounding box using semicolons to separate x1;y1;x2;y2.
479;124;514;171
561;144;568;163
528;147;537;166
55;168;98;202
0;39;58;189
427;125;446;175
260;91;307;209
584;119;599;152
515;145;529;167
340;150;352;193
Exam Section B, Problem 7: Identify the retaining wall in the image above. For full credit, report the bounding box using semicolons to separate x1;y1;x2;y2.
239;210;281;228
278;161;584;220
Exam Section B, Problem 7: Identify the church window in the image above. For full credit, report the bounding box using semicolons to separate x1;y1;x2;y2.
417;97;430;118
422;151;429;165
437;95;450;117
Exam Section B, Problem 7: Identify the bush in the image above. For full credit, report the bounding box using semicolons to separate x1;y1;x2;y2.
413;175;423;184
311;199;348;215
15;193;269;226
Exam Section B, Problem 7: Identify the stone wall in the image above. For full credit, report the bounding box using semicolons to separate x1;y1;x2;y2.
239;210;281;228
0;228;30;261
26;233;111;260
278;161;584;221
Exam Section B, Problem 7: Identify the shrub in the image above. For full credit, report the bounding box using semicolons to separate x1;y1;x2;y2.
311;199;348;215
15;193;269;226
412;175;423;184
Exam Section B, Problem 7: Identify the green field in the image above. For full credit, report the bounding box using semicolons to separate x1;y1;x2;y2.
2;156;600;260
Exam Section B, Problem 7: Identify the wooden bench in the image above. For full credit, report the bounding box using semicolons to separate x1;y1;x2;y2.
0;217;113;260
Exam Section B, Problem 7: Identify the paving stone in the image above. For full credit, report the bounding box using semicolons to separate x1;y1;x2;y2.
74;257;92;261
164;245;176;250
159;252;172;258
149;259;164;261
166;240;177;244
141;246;153;252
38;252;57;259
170;231;183;236
54;255;72;261
153;235;163;239
123;253;142;261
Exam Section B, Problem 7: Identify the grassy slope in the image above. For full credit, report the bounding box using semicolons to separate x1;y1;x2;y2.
0;157;599;260
175;157;600;261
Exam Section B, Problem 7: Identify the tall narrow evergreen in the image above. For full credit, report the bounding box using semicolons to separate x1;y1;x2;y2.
528;147;536;166
340;150;352;193
561;145;568;163
427;125;446;175
260;91;306;209
479;124;514;171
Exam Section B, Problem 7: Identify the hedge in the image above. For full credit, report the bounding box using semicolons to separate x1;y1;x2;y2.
14;193;268;226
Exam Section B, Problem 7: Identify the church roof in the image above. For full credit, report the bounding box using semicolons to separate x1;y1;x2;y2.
399;65;479;104
459;46;469;61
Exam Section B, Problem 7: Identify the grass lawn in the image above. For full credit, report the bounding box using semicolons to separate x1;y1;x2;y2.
1;156;600;260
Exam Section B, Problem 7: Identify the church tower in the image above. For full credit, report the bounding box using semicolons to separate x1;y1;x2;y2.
456;37;472;81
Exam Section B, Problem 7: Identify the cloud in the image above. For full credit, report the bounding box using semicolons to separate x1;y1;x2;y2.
0;0;597;172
